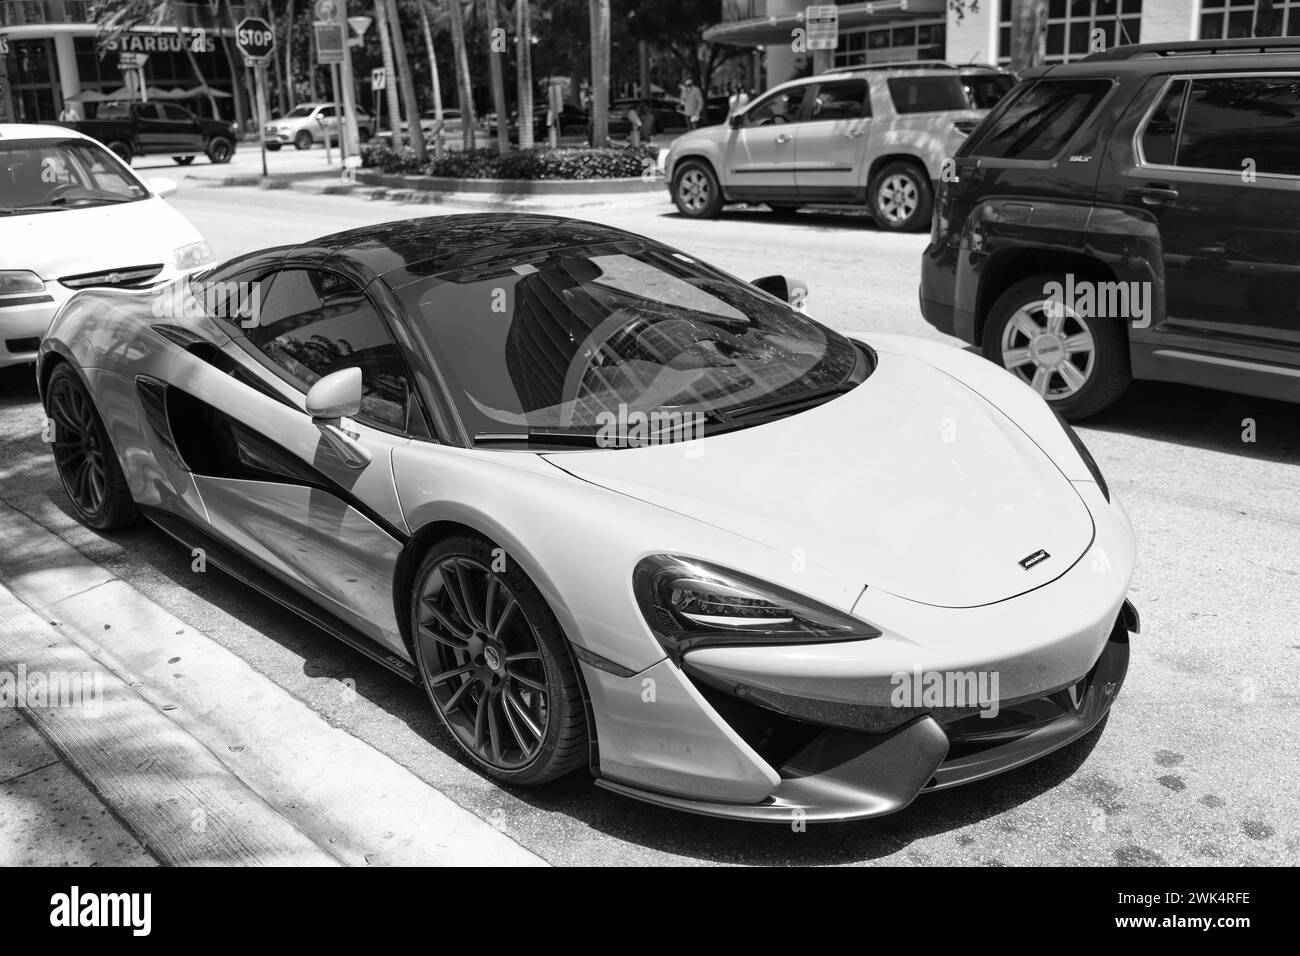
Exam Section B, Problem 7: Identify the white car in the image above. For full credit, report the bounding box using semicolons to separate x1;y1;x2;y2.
0;124;213;369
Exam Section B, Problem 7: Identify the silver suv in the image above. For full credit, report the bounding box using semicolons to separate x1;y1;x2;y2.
664;67;981;231
264;103;375;151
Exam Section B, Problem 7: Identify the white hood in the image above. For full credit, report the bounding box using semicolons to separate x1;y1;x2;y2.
546;350;1095;609
4;198;202;281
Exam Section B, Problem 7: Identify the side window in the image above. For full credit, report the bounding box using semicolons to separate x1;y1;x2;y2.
886;76;970;115
809;80;870;121
965;78;1112;160
247;269;413;432
134;104;162;121
745;87;807;127
318;105;336;118
161;104;193;121
1139;79;1187;166
1178;76;1300;176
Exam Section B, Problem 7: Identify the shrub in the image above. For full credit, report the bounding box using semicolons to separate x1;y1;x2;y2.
360;144;657;181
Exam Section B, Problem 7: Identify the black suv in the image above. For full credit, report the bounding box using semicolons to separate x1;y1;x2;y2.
920;38;1300;419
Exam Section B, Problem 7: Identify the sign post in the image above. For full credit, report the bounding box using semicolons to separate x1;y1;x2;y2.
370;66;386;139
805;3;839;75
0;34;9;123
314;19;346;165
235;16;277;178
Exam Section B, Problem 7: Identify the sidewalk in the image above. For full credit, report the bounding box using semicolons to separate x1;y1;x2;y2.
0;502;548;866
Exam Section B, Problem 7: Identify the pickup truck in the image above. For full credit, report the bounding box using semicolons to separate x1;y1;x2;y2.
60;102;239;165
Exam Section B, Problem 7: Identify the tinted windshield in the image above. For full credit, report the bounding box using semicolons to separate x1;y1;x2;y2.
0;138;148;214
887;75;970;114
398;242;863;440
965;78;1113;159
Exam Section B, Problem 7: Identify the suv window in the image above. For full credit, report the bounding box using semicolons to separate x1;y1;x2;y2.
247;269;413;431
134;104;162;121
965;78;1112;160
745;87;807;127
1139;79;1187;166
809;79;870;121
1177;76;1300;176
886;75;969;114
160;104;193;121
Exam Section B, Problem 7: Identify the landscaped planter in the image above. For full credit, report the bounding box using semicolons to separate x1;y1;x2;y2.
355;170;662;195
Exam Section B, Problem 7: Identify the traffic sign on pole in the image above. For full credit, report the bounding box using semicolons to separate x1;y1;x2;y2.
371;68;387;92
314;22;345;64
235;16;276;65
804;5;839;51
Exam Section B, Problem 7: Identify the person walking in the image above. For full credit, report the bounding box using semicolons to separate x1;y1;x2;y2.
681;78;704;130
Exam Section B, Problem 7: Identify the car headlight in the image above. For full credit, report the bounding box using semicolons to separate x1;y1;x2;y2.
634;555;880;664
1055;412;1110;502
174;242;214;271
0;270;46;295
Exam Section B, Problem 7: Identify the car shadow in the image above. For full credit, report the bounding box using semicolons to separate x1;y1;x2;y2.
660;204;908;234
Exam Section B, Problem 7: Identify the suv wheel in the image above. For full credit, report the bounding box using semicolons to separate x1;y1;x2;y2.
294;130;314;150
983;274;1131;420
206;137;233;164
672;159;723;218
871;161;932;232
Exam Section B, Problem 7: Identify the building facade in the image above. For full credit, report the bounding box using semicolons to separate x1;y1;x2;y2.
0;0;246;124
709;0;1300;90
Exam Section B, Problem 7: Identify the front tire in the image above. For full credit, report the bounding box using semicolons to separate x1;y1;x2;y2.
294;130;313;150
982;273;1131;420
672;159;723;219
411;536;588;786
870;161;932;232
44;364;138;531
206;137;233;164
107;141;132;164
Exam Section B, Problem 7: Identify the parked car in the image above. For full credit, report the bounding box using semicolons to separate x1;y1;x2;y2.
414;108;463;138
921;37;1300;419
37;213;1136;821
957;63;1020;110
510;104;591;141
664;66;980;230
264;103;374;151
0;124;213;369
60;101;237;165
612;97;687;133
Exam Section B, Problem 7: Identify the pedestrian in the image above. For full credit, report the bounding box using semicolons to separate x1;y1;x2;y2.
728;83;750;118
638;100;656;140
681;78;704;130
58;102;80;123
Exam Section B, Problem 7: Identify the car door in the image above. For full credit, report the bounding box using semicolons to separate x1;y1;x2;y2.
1118;72;1300;356
133;103;168;152
795;78;872;201
723;85;810;203
160;103;204;152
172;266;427;659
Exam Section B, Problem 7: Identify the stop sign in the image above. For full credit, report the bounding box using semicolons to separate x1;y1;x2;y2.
235;16;276;62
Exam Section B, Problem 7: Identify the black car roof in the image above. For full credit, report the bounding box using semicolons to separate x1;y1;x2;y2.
299;213;651;286
1029;38;1300;78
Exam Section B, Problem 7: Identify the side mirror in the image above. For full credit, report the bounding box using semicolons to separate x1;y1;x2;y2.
306;367;363;421
751;274;809;309
729;113;744;130
148;177;178;199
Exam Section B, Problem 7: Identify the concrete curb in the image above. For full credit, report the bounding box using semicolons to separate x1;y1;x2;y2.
0;503;548;867
0;583;339;866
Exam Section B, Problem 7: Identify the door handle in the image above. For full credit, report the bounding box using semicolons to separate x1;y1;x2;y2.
1125;184;1179;206
775;133;792;144
846;124;867;138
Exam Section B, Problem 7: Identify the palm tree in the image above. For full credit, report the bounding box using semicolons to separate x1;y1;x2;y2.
516;0;534;150
418;0;446;158
374;1;402;137
1010;0;1047;72
588;0;610;146
445;0;478;150
484;0;510;154
383;0;427;160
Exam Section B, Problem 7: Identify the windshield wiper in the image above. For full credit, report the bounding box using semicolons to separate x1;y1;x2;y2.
714;381;859;424
473;429;603;448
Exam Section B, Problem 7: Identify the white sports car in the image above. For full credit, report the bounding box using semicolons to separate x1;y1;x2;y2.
38;214;1137;822
1;123;213;369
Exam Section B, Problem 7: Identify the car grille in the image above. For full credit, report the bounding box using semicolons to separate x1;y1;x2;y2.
60;264;164;290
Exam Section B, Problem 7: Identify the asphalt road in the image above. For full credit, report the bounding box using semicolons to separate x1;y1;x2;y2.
1;182;1296;865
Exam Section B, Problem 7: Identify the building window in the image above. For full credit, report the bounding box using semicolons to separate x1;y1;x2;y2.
1200;0;1300;39
833;19;946;67
998;0;1142;65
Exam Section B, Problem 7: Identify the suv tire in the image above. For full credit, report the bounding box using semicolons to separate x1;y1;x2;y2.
672;159;723;219
982;273;1131;420
870;161;932;232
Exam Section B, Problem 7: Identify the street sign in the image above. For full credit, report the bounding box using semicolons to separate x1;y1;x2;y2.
235;16;276;64
314;0;340;21
370;68;387;91
314;21;345;64
805;4;839;51
118;52;149;71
